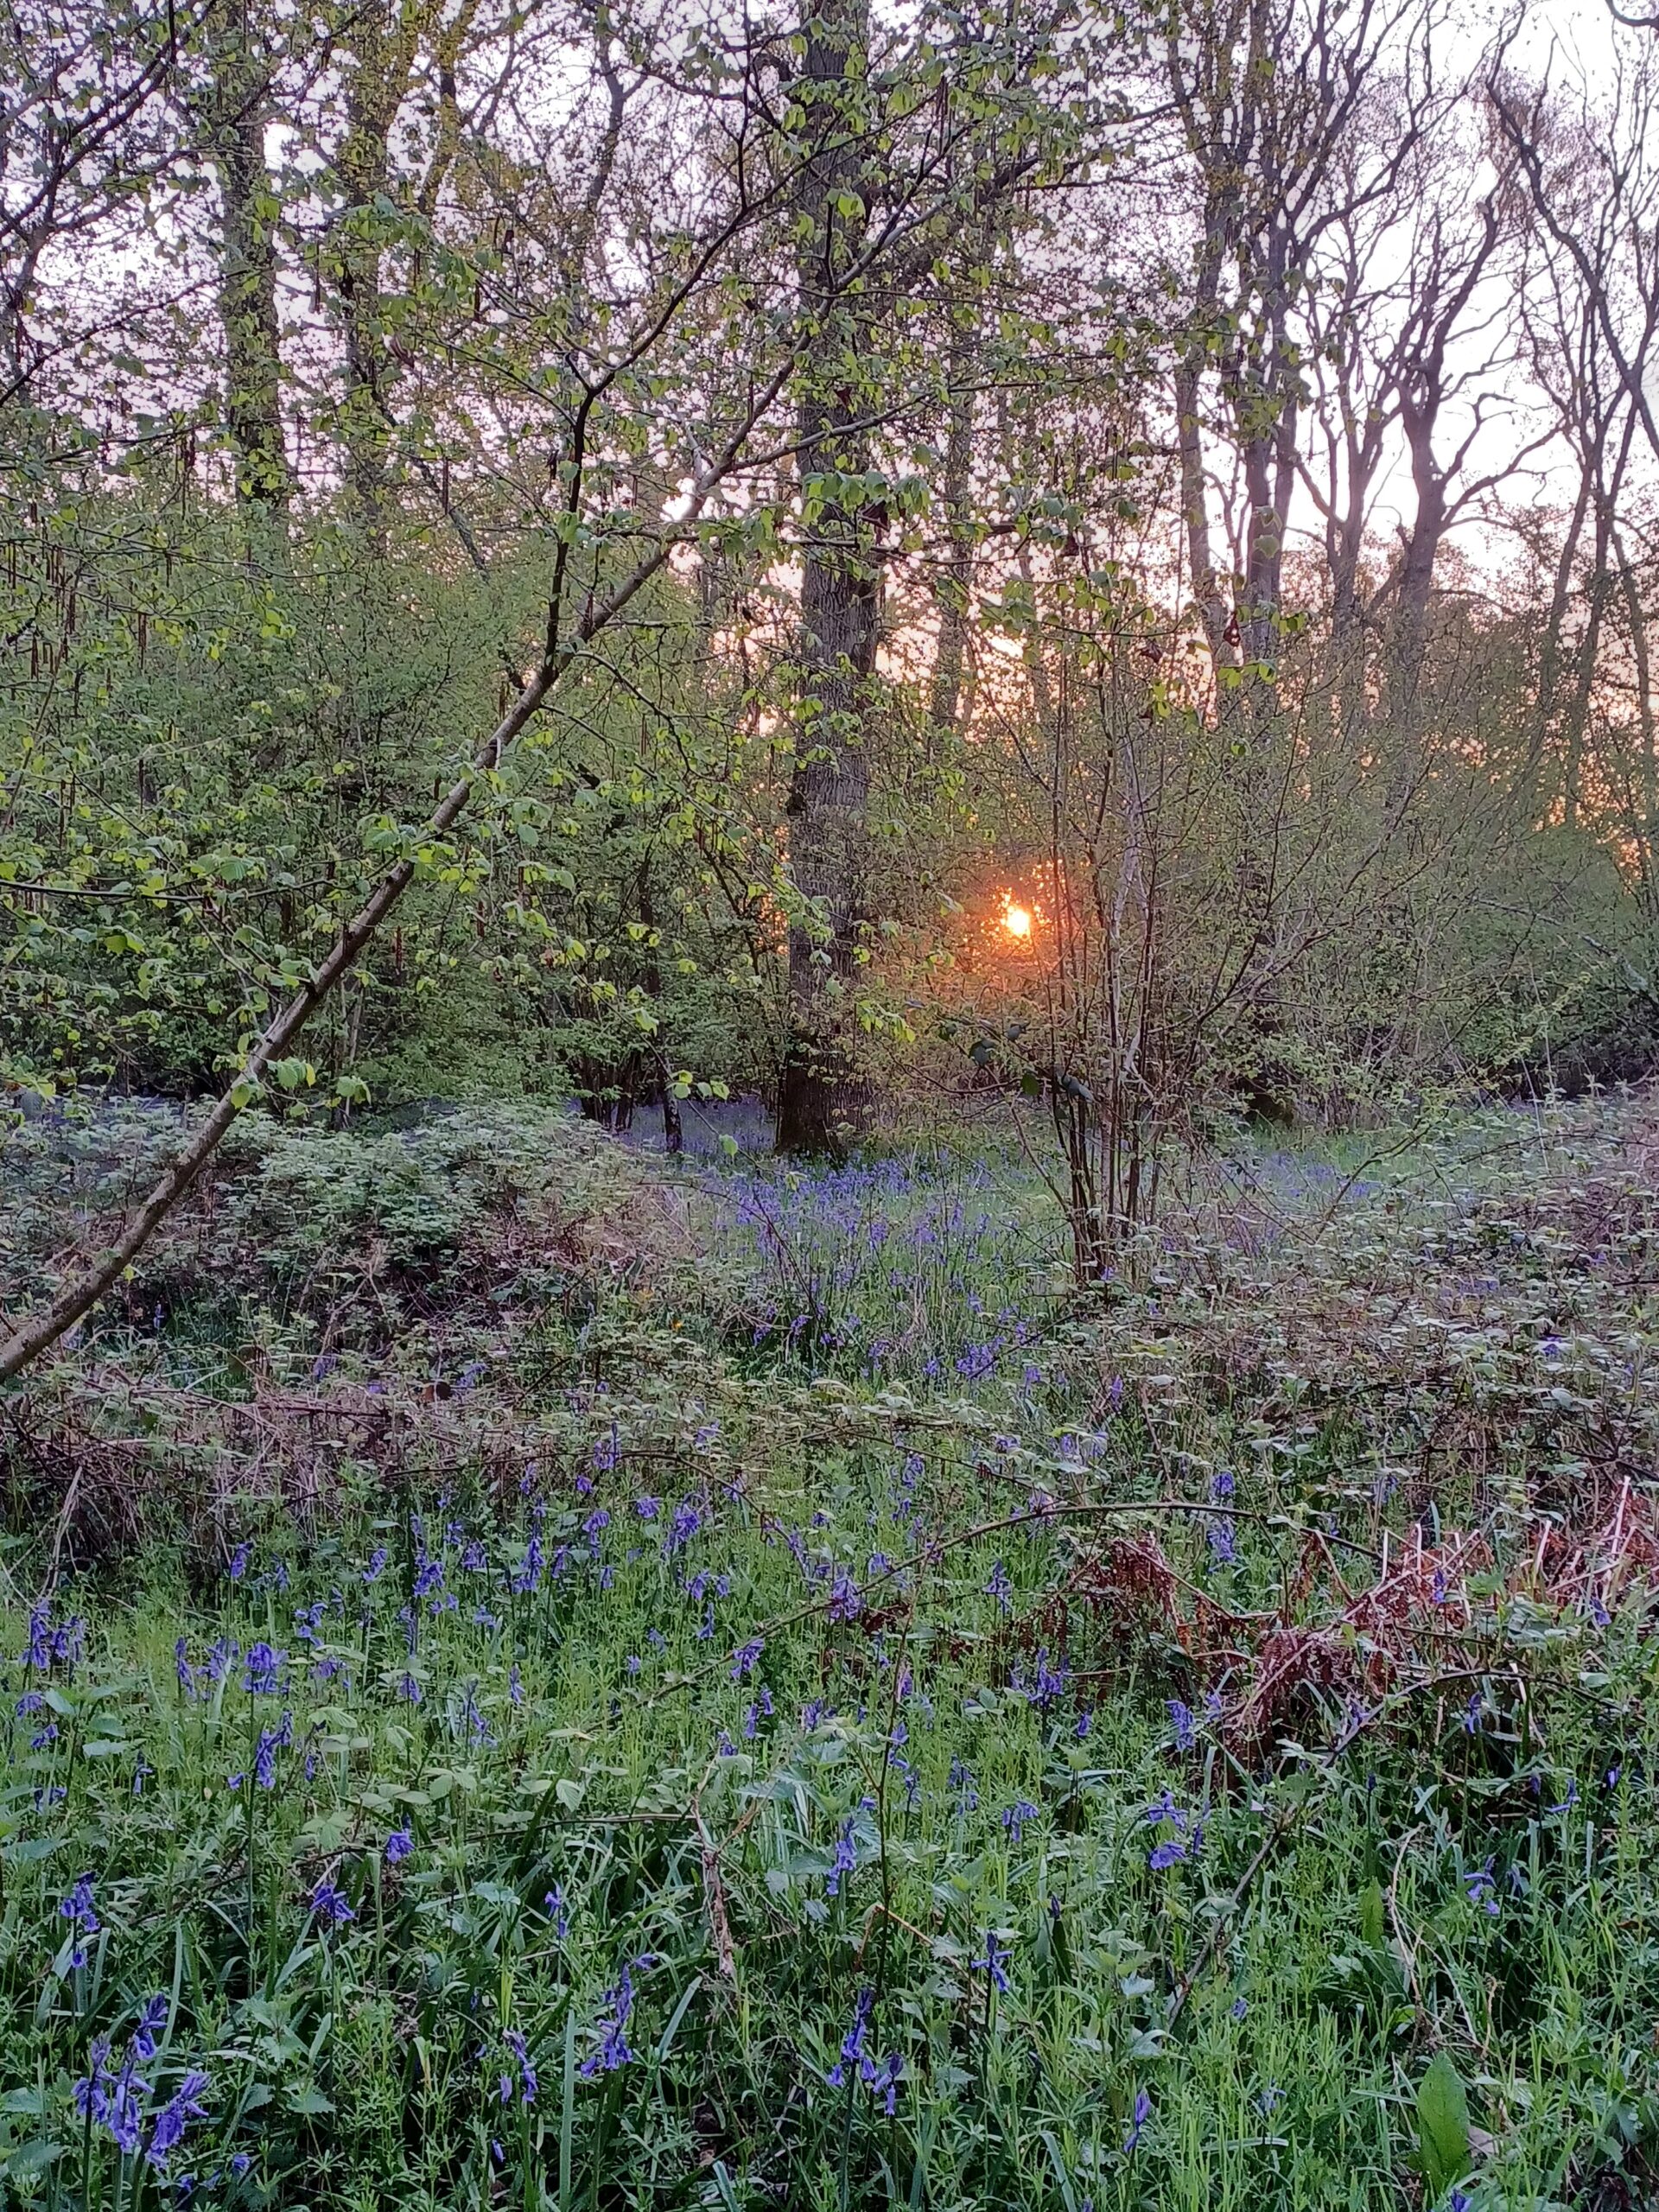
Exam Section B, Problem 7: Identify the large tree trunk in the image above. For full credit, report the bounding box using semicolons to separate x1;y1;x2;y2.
331;0;416;548
205;3;289;539
774;0;879;1159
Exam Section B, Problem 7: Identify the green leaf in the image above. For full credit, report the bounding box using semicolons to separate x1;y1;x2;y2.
1359;1879;1386;1948
1417;2052;1471;2196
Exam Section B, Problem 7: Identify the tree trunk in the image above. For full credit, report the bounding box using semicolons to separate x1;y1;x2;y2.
206;3;289;538
775;0;879;1159
331;0;416;547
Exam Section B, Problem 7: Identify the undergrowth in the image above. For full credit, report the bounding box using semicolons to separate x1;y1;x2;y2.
1;1094;1657;2210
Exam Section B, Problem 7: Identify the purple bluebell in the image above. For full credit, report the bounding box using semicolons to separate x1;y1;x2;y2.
969;1929;1011;1994
385;1827;413;1865
500;2028;537;2105
132;1993;169;2062
242;1643;284;1695
59;1872;99;1967
824;1986;873;2087
1001;1798;1039;1844
310;1878;355;1927
147;2071;210;2171
1123;2087;1151;2151
74;2038;148;2155
1463;1859;1499;1916
825;1816;860;1897
580;1955;651;2075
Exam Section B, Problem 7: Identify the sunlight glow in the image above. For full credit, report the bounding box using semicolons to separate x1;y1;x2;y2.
1003;902;1033;939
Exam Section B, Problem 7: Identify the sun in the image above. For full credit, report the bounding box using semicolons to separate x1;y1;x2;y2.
1002;901;1033;940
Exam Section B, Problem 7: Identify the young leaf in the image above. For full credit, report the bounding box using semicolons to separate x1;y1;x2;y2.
1417;2052;1472;2196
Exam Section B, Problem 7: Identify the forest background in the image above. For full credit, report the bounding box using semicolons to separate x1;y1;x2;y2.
7;0;1659;1319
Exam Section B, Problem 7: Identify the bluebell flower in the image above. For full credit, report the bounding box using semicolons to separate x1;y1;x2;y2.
1001;1798;1039;1844
500;2029;537;2106
228;1544;250;1581
132;1993;169;2062
825;1816;859;1897
969;1929;1011;1994
1123;2086;1151;2151
824;1986;873;2086
242;1643;285;1695
147;2071;210;2171
731;1637;764;1681
310;1878;355;1927
544;1884;570;1938
985;1559;1012;1612
580;1955;652;2075
1463;1859;1499;1916
385;1828;413;1865
59;1872;99;1967
1208;1521;1236;1566
1029;1647;1067;1710
74;2038;147;2155
362;1546;389;1584
1167;1699;1196;1751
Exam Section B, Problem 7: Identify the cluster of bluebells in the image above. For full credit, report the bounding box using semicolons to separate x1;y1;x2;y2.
74;1995;210;2174
581;1955;653;2075
1143;1790;1205;1871
722;1157;1037;1383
